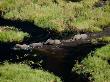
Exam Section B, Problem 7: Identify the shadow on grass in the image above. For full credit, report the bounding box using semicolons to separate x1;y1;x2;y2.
0;16;73;51
0;17;51;43
0;17;77;43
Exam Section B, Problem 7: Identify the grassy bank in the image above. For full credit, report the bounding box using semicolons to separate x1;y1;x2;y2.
73;44;110;82
0;26;29;43
0;63;62;82
0;0;110;32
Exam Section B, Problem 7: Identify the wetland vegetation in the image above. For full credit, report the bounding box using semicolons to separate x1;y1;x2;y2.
0;0;110;82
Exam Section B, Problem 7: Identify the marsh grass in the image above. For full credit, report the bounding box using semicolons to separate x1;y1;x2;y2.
73;44;110;82
0;0;110;32
97;36;110;43
0;63;62;82
0;26;29;43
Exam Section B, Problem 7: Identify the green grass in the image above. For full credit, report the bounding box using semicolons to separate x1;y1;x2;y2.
0;26;29;43
91;36;110;43
81;0;100;7
0;63;62;82
97;36;110;43
73;44;110;82
0;0;110;32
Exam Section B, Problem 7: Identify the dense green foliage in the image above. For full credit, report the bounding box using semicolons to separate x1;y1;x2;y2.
0;63;62;82
0;26;29;42
0;0;110;32
73;44;110;82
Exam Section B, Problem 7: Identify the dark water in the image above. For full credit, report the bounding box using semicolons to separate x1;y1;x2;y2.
0;17;109;82
0;42;105;82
